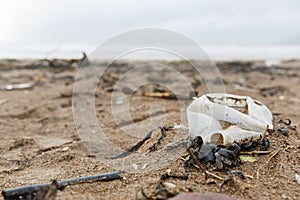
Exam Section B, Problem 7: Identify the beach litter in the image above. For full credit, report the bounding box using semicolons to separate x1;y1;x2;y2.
4;76;41;91
187;93;273;145
97;93;285;197
110;93;274;171
183;93;274;171
1;170;121;200
5;82;36;91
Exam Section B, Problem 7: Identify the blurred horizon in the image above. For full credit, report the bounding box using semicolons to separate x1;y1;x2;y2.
1;0;300;60
0;43;300;61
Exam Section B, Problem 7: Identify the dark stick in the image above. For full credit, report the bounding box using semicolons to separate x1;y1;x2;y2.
110;126;174;159
2;170;120;200
110;126;163;159
110;130;153;159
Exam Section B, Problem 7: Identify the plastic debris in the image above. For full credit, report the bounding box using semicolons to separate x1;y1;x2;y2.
2;170;120;200
5;82;35;91
187;93;273;145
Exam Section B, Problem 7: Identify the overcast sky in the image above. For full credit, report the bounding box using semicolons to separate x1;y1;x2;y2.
0;0;300;46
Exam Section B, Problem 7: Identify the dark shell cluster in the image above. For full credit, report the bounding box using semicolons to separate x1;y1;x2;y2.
185;135;270;170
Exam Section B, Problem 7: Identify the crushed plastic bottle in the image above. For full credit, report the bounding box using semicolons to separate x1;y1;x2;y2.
187;93;273;145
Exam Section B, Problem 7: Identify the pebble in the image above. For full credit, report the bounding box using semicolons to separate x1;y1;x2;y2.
61;147;69;151
163;182;176;189
132;163;138;170
279;96;285;100
295;174;300;185
142;164;147;169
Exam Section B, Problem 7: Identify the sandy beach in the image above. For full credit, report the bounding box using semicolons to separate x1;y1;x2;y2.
0;59;299;200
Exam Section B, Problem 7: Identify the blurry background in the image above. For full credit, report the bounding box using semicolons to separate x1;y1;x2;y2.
0;0;299;60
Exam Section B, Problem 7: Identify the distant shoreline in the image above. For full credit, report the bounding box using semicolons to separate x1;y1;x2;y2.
0;44;300;61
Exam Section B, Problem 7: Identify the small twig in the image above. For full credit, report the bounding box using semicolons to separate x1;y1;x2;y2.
186;148;206;175
245;175;254;179
190;163;223;180
110;129;154;159
240;151;271;155
219;175;232;192
266;149;280;164
180;156;188;161
186;148;223;180
261;125;269;141
288;125;297;131
140;187;150;200
274;162;283;177
142;92;175;99
111;126;173;159
141;92;191;100
205;170;223;180
256;149;281;180
256;166;262;180
2;171;121;199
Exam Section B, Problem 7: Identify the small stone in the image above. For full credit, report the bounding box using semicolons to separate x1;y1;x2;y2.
132;163;138;170
279;96;285;100
206;179;216;184
163;182;176;189
142;164;147;169
295;173;300;185
61;147;69;151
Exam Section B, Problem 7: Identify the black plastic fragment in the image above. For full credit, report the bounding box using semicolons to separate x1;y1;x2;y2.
2;170;121;200
277;126;288;136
